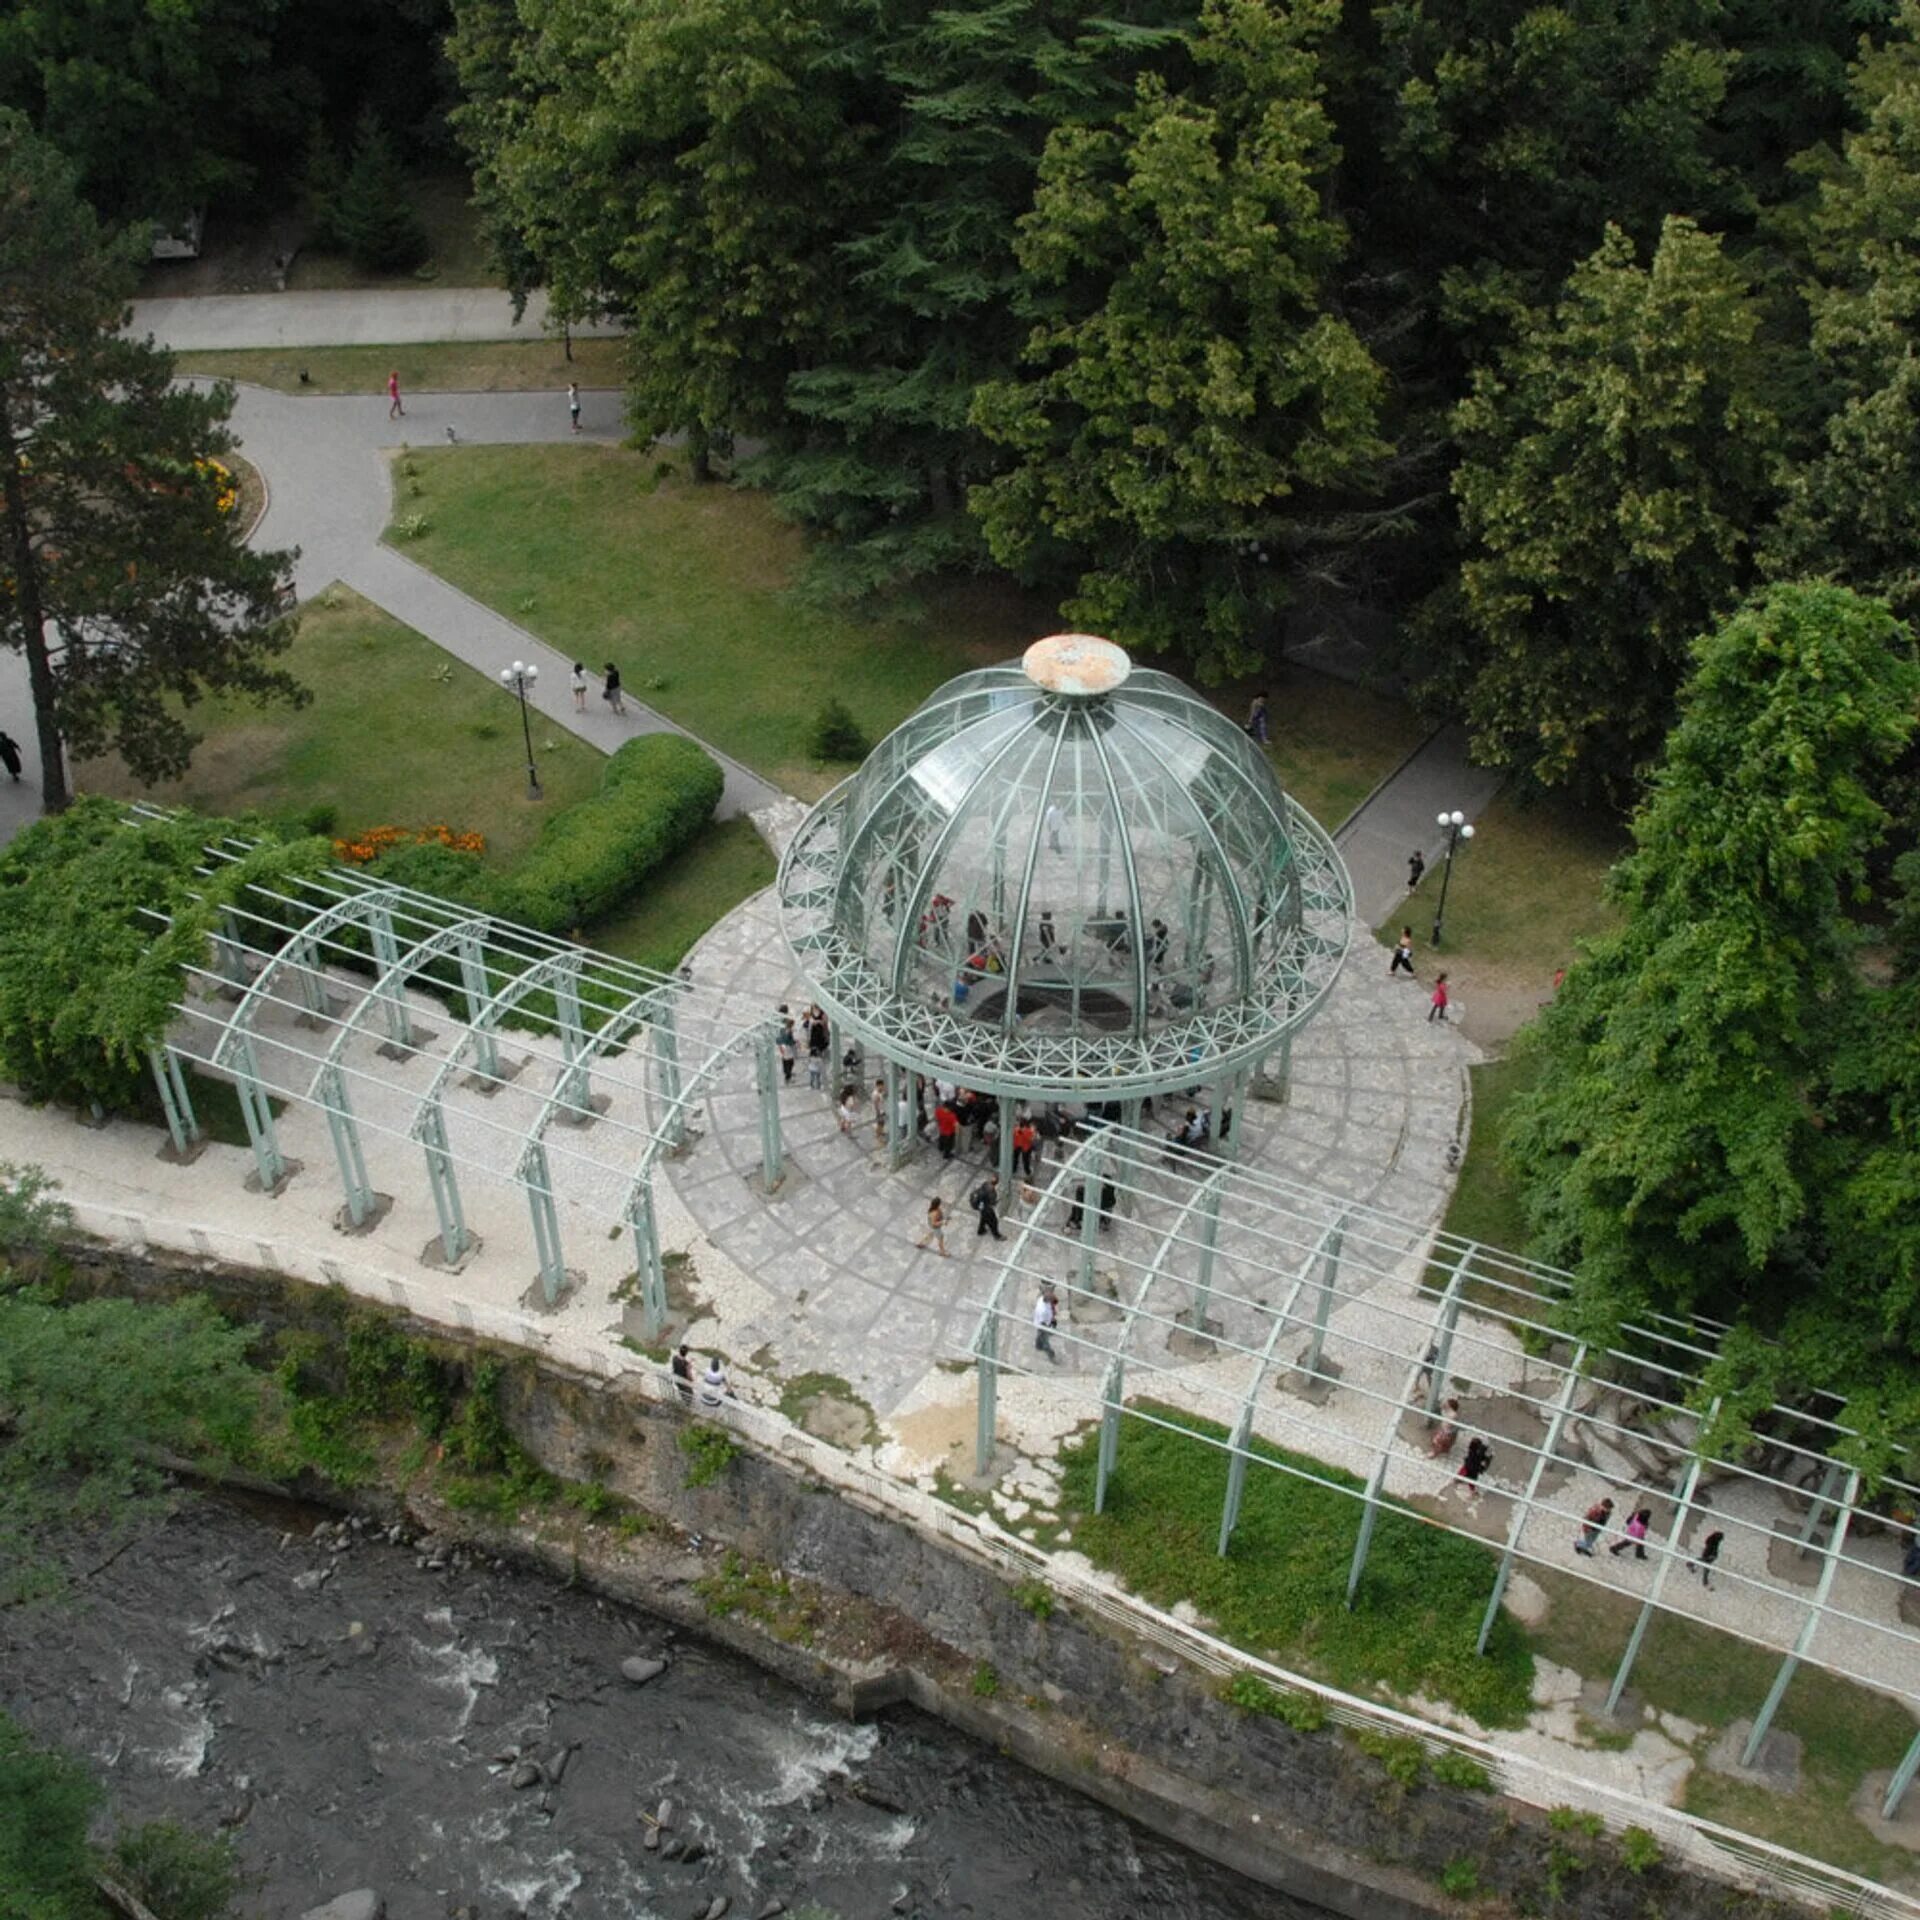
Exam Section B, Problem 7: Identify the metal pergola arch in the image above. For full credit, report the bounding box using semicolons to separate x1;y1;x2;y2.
143;836;779;1329
967;1123;1920;1817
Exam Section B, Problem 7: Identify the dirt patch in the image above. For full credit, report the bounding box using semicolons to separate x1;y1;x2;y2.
799;1394;874;1449
887;1397;977;1477
75;723;290;809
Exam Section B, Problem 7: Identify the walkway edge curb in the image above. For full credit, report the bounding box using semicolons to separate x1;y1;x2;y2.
1332;725;1442;845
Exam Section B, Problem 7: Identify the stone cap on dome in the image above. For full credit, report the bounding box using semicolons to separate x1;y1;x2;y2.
1022;633;1131;698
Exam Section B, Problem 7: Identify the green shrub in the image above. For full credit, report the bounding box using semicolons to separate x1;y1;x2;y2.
1013;1579;1056;1620
1619;1824;1662;1873
809;698;869;763
679;1422;741;1487
1430;1748;1494;1793
1438;1856;1481;1899
1354;1728;1427;1786
333;109;428;272
1222;1671;1327;1732
364;838;493;909
110;1821;238;1920
971;1661;1001;1698
493;734;724;933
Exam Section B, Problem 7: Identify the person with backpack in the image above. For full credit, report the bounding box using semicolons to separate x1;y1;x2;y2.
774;1006;796;1084
1452;1436;1493;1505
1575;1496;1615;1556
970;1173;1003;1242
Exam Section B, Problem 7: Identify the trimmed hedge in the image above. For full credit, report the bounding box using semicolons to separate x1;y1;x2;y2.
489;733;724;934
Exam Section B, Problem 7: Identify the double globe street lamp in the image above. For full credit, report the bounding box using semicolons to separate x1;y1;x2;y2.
499;659;542;801
1430;808;1475;947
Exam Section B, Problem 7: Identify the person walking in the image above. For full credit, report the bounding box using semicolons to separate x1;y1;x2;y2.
1452;1436;1492;1504
805;1007;830;1089
1408;848;1425;889
570;661;588;712
934;1100;959;1161
670;1344;694;1406
837;1087;860;1135
1610;1507;1653;1560
1428;973;1450;1023
871;1077;889;1145
916;1195;949;1257
568;381;582;433
387;369;404;419
1688;1530;1725;1589
970;1173;1003;1242
0;731;20;783
602;662;625;715
1033;1285;1059;1361
1389;926;1415;977
1574;1496;1615;1556
1245;690;1270;745
1427;1397;1461;1460
698;1355;730;1409
775;1006;796;1084
1011;1114;1037;1181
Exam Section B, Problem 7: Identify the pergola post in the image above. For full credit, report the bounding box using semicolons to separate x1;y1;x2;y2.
1349;1354;1429;1608
1477;1344;1589;1655
1192;1181;1223;1329
629;1183;667;1341
1425;1262;1470;1415
292;937;328;1019
419;1101;470;1262
456;932;500;1079
974;1272;1006;1474
997;1094;1016;1192
233;1033;286;1190
1741;1466;1860;1765
1883;1730;1920;1821
1605;1400;1720;1712
319;1063;375;1225
1095;1353;1126;1514
1302;1213;1345;1377
148;1047;200;1154
885;1056;913;1166
523;1140;568;1304
216;911;250;989
755;1031;784;1189
1218;1406;1255;1557
553;964;590;1112
654;1000;686;1147
1217;1068;1247;1162
1076;1138;1106;1295
368;905;413;1045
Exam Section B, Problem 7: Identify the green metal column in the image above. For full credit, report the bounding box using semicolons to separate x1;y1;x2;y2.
233;1033;286;1189
885;1056;912;1167
456;933;500;1079
654;1001;686;1146
974;1276;1005;1475
1218;1405;1255;1557
755;1031;784;1189
216;911;250;989
1741;1466;1859;1765
419;1101;470;1262
1883;1729;1920;1821
1425;1266;1469;1415
997;1095;1016;1192
1191;1183;1224;1329
1302;1214;1345;1376
293;937;328;1019
553;965;590;1113
1477;1346;1589;1655
1076;1139;1105;1296
524;1140;567;1304
1605;1416;1716;1712
1095;1354;1126;1514
629;1183;667;1341
148;1047;201;1155
369;906;413;1044
318;1062;374;1225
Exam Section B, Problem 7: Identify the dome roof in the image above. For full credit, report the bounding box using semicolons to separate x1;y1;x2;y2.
778;637;1352;1098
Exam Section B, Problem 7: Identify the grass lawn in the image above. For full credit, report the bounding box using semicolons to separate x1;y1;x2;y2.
288;174;501;291
1058;1403;1536;1727
582;816;774;973
396;442;1428;809
176;338;628;398
75;587;607;868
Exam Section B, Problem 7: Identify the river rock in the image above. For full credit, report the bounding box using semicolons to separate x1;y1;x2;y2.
300;1892;383;1920
656;1797;674;1829
641;1826;660;1852
753;1903;785;1920
698;1899;729;1920
621;1656;668;1686
509;1763;542;1790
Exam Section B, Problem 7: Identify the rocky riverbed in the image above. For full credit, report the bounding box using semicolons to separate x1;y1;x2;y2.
0;1496;1332;1920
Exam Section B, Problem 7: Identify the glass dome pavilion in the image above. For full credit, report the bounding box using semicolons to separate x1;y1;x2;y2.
777;635;1352;1103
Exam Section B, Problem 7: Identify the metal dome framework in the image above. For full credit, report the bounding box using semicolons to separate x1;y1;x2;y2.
779;638;1353;1104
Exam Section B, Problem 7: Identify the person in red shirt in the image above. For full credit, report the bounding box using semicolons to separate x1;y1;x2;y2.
386;369;404;419
1011;1115;1037;1180
934;1101;959;1160
1428;972;1450;1023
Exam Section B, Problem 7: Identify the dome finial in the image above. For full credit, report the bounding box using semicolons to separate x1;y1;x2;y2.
1023;633;1131;698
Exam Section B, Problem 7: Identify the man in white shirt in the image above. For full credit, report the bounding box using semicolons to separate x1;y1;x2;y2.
1033;1287;1058;1361
698;1357;729;1408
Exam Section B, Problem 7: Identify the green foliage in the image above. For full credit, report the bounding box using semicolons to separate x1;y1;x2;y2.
1058;1402;1534;1725
1438;1855;1481;1900
0;116;306;806
0;1288;264;1601
1354;1728;1427;1787
808;699;869;764
1430;1749;1494;1793
970;1661;1001;1699
301;121;346;252
0;1711;102;1920
1443;216;1781;805
1548;1804;1605;1839
0;798;328;1110
1618;1824;1663;1873
108;1822;237;1920
1221;1672;1326;1732
0;1163;72;1260
1505;586;1920;1427
1012;1579;1056;1622
972;0;1388;679
490;734;724;934
332;109;428;273
678;1422;741;1488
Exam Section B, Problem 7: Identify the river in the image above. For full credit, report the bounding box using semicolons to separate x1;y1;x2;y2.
0;1497;1332;1920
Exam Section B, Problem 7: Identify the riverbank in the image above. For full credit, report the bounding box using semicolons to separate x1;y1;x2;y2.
47;1240;1808;1920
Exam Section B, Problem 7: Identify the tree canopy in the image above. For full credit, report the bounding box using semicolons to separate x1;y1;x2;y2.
0;114;304;810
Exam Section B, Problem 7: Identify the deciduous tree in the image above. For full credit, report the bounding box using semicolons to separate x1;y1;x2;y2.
0;115;303;810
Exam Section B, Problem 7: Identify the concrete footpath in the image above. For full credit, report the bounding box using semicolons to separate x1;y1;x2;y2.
129;287;623;352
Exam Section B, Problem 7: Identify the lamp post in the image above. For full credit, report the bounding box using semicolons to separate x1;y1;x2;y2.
499;660;542;800
1430;809;1475;947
